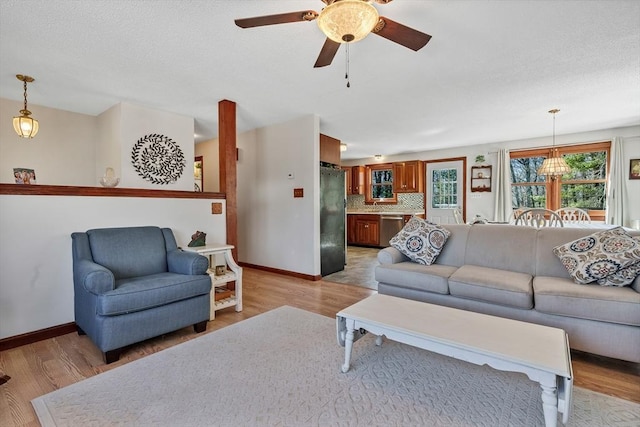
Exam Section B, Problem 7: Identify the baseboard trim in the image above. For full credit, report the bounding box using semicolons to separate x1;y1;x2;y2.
239;262;321;281
0;322;77;351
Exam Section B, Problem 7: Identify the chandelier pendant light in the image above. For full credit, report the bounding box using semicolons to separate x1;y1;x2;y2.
13;74;39;138
537;109;570;180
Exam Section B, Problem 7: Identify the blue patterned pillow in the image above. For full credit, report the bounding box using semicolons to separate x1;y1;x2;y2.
552;227;640;285
390;216;450;265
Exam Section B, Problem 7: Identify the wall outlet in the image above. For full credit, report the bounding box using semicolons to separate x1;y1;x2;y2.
293;188;304;198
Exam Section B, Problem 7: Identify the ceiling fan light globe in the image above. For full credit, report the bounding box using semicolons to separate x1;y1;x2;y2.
317;0;379;44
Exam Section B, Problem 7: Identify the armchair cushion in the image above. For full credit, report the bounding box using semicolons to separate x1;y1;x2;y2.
87;227;169;279
167;249;209;275
97;272;211;316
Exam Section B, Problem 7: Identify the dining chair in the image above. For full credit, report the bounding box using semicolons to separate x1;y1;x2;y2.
452;207;463;224
514;208;564;227
555;207;591;224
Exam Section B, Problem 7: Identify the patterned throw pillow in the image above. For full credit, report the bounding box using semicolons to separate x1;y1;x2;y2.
552;227;640;286
390;216;450;265
597;261;640;287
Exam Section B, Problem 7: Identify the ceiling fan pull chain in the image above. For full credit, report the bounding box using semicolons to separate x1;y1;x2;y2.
345;43;351;88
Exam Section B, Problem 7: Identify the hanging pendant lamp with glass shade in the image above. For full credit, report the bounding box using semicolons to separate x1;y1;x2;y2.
13;74;39;138
537;109;570;179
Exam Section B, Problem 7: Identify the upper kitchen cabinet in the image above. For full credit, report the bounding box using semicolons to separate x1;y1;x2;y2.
320;134;341;166
343;165;365;195
393;160;424;193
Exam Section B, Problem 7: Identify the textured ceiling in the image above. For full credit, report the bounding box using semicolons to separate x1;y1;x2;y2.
1;0;638;160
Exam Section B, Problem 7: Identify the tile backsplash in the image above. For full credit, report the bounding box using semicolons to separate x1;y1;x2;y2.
347;193;424;212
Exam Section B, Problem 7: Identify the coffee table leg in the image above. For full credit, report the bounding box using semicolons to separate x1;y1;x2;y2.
341;318;355;373
541;383;558;427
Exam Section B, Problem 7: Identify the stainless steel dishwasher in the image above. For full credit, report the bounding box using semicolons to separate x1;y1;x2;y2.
380;215;404;247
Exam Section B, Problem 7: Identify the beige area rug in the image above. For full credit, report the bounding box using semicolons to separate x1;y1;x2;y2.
323;246;380;290
32;306;640;426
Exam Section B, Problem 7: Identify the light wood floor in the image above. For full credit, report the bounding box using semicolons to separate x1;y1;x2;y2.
1;267;639;426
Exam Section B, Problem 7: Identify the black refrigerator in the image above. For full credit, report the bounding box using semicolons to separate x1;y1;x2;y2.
320;166;346;276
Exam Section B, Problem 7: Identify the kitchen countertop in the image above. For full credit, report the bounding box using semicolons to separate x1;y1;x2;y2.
347;211;424;216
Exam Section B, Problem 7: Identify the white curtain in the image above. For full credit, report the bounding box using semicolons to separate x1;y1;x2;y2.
606;137;627;225
493;148;512;222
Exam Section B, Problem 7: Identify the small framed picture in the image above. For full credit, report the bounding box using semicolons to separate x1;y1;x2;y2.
631;159;640;180
13;168;37;184
215;265;226;276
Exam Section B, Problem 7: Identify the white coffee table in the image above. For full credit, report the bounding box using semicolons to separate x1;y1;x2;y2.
336;294;573;427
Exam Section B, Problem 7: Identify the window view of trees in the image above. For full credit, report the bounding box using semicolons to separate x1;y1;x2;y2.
431;168;458;208
561;151;607;210
371;169;394;199
511;156;546;208
510;142;609;220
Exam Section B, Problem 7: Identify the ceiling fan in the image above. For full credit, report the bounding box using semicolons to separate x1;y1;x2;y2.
235;0;432;68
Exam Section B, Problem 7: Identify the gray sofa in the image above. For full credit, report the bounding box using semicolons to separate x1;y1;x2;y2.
376;224;640;363
72;226;211;363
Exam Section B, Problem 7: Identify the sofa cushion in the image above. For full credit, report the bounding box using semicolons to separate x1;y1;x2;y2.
375;263;456;295
463;225;538;275
448;265;533;309
390;217;450;265
552;227;640;285
97;272;211;316
534;276;640;326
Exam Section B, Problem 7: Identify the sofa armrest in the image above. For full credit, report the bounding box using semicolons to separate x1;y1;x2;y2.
167;250;209;275
378;247;410;265
74;259;115;295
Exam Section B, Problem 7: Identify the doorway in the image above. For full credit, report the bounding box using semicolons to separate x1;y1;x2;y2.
426;158;466;224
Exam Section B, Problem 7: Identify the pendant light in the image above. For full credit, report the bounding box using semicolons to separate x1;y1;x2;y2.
13;74;39;138
537;109;570;180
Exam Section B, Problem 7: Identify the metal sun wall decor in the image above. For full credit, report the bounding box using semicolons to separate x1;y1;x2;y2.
131;134;186;185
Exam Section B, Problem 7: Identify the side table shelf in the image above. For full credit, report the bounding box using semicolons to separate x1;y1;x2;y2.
183;244;243;320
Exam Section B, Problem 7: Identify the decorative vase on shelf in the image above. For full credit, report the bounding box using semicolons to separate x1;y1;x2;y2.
100;167;120;188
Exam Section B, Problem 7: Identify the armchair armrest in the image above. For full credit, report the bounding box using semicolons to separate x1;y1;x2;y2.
167;250;209;275
74;259;115;294
378;247;410;265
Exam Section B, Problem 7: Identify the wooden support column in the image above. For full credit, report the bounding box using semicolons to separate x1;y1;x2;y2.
219;100;238;261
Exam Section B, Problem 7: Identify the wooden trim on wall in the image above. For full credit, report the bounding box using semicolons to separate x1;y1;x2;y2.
0;184;225;199
239;262;321;282
0;322;77;351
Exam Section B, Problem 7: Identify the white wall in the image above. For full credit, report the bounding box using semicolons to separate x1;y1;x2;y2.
1;98;196;191
195;137;220;192
236;115;320;276
0;195;227;339
0;98;97;185
343;126;640;227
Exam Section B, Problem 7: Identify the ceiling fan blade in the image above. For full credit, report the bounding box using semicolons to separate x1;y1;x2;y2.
235;11;318;28
314;38;341;68
373;16;432;51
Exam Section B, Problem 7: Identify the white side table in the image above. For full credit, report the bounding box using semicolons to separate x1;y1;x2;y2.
183;244;242;320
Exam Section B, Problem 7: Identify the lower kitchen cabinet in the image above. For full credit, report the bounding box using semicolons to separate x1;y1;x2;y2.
347;214;380;246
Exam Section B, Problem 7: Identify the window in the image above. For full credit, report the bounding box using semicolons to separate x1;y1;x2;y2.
431;168;459;208
364;163;397;204
510;142;610;220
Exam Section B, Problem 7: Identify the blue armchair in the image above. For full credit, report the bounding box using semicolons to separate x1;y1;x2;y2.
71;226;211;363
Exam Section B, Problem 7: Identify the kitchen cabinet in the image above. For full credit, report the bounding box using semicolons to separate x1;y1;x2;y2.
347;214;379;246
320;134;341;166
343;165;365;195
471;165;492;192
393;160;424;193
